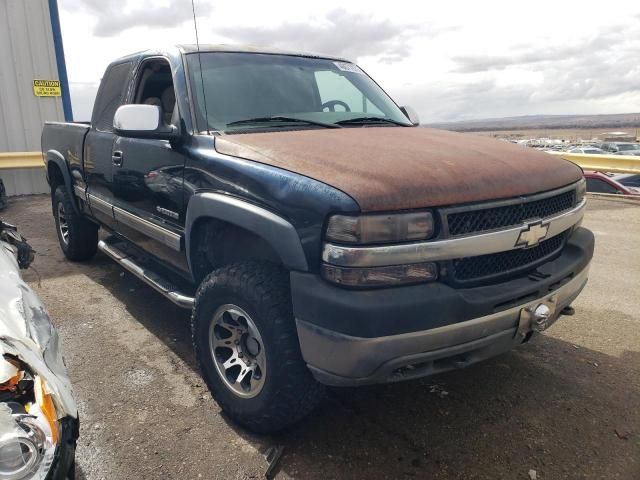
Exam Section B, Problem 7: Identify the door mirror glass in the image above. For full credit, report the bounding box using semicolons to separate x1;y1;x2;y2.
114;104;160;131
113;104;178;139
400;106;420;126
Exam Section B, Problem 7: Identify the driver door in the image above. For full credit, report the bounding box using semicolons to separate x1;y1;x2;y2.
111;57;188;271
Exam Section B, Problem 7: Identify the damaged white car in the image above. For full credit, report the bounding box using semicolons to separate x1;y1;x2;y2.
0;221;77;479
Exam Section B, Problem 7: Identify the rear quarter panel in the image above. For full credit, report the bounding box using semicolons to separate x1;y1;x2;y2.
42;122;90;187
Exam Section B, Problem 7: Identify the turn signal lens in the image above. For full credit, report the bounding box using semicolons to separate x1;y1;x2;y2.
321;262;437;288
326;211;434;244
576;178;586;204
34;377;58;444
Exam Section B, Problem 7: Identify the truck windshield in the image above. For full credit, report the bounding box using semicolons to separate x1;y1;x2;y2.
186;52;412;133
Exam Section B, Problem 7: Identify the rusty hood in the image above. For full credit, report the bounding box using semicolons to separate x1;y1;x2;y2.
214;127;582;212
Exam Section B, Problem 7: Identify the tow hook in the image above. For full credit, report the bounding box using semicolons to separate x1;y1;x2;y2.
516;295;558;339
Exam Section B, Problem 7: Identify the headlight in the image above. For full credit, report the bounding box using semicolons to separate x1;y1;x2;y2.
0;414;51;480
0;408;55;480
0;373;59;480
326;211;434;244
576;178;586;204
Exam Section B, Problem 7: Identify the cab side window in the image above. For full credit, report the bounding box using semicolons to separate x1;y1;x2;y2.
92;61;132;132
133;59;178;126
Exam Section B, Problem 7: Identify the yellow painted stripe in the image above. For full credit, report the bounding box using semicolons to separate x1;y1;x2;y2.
0;152;44;169
552;152;640;174
2;150;639;175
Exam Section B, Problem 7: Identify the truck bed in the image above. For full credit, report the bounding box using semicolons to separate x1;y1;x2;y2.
41;121;90;176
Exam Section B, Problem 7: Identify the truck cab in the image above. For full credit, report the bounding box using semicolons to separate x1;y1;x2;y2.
42;45;594;433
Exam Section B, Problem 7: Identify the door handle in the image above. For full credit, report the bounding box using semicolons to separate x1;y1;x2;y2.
112;150;123;167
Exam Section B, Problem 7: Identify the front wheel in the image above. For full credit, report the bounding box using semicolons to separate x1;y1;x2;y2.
53;186;98;261
191;262;324;433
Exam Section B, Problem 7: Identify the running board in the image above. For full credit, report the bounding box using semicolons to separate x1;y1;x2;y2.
98;239;194;309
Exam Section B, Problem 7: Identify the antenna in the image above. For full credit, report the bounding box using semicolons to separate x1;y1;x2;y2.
191;0;209;133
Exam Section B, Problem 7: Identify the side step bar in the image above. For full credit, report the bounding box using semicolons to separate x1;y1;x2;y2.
98;240;194;309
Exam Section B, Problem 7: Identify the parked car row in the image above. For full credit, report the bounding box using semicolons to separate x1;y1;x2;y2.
614;150;640;156
567;147;607;155
566;142;640;156
598;142;640;154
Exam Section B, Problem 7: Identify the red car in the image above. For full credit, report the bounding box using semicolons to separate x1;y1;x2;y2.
583;171;640;195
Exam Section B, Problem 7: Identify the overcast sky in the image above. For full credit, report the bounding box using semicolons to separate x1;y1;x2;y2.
58;0;640;122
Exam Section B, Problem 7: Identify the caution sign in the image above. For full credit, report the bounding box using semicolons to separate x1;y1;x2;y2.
33;79;61;97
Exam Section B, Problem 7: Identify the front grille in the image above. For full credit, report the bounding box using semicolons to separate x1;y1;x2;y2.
447;189;576;236
449;233;566;284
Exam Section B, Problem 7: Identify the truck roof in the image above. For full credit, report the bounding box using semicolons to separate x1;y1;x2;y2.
111;44;350;65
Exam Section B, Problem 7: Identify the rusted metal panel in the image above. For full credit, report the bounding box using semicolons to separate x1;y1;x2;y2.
215;128;583;212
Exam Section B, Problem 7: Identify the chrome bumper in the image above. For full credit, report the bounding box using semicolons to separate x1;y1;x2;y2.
297;265;589;386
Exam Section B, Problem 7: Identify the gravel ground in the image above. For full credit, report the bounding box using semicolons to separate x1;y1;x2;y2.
2;194;639;480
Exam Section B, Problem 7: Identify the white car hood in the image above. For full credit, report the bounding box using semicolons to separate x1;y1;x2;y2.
0;240;77;418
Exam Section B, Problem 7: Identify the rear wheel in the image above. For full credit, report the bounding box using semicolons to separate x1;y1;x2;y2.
53;186;98;261
192;261;324;433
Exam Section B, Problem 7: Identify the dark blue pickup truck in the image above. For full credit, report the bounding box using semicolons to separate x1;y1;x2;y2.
41;45;593;432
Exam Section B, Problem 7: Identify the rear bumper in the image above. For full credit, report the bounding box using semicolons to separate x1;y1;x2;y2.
291;227;594;386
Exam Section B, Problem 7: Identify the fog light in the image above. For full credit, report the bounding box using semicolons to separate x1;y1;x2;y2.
531;304;552;332
321;262;437;288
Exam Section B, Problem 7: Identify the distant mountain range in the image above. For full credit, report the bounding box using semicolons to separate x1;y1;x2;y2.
426;113;640;132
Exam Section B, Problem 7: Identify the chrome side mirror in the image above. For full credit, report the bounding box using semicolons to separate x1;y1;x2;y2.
113;104;178;140
400;106;420;126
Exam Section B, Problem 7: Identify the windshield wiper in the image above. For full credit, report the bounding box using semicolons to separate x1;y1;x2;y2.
227;116;341;129
335;116;409;126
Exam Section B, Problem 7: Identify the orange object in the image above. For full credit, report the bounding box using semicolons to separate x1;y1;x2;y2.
35;376;59;443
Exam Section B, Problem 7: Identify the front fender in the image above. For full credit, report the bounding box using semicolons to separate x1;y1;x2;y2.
185;192;309;273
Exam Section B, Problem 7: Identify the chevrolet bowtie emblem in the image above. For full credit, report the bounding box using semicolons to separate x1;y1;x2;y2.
516;221;549;248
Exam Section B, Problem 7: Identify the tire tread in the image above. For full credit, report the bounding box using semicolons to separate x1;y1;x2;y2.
191;261;324;433
53;186;98;261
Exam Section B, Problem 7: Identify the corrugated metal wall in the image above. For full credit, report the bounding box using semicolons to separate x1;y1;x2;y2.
0;0;63;195
0;0;64;151
0;169;48;196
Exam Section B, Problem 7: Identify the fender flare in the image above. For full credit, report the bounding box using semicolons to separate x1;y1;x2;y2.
46;151;81;215
185;192;309;273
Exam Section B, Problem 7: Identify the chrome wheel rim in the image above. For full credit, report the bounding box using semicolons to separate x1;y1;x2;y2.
57;202;70;245
209;304;266;398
